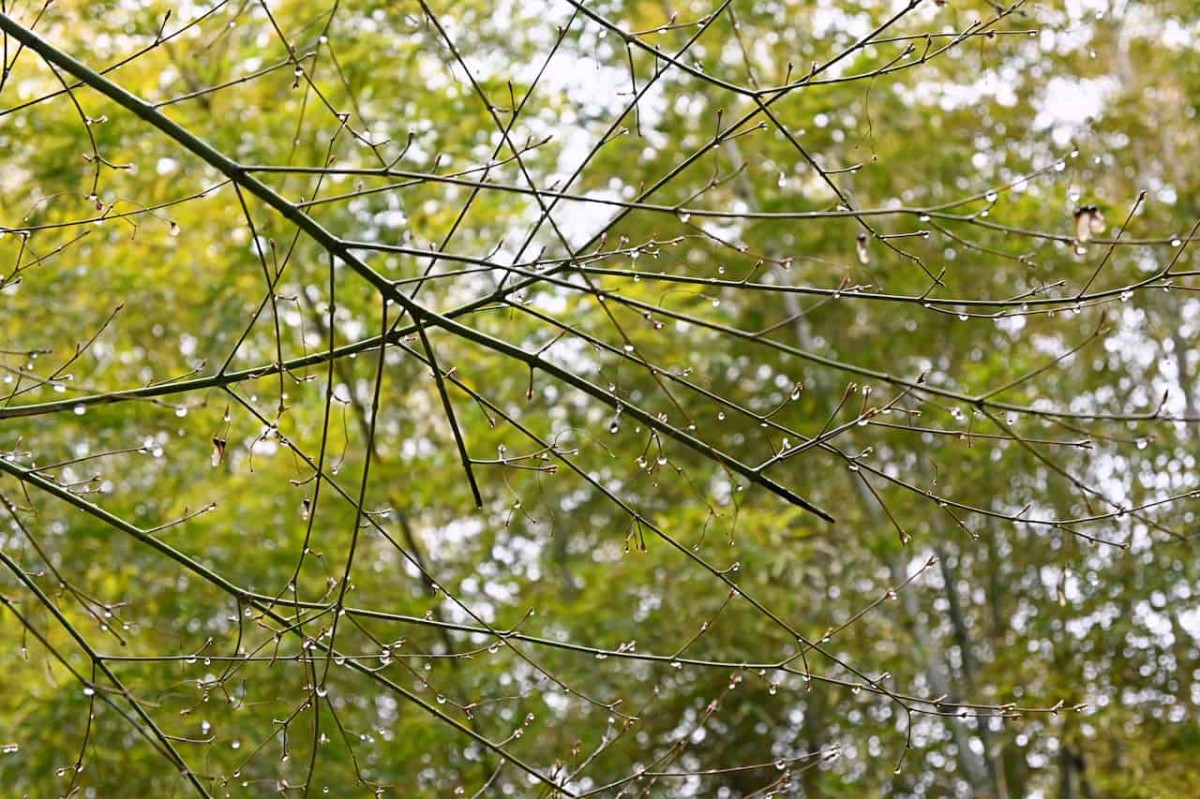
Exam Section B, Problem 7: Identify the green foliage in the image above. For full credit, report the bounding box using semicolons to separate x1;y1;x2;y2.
0;1;1198;797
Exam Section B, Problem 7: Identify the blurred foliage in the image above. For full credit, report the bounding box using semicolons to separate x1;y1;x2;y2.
0;0;1198;797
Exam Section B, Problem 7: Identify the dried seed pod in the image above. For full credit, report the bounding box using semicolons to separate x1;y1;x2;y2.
211;436;227;467
1073;205;1105;242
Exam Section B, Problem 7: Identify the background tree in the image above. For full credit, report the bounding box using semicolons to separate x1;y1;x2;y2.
0;1;1197;797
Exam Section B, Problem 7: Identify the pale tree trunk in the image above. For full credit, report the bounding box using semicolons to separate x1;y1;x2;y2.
884;539;993;796
936;544;1008;798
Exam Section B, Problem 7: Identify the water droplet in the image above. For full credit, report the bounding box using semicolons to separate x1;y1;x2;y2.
1;744;18;755
1170;237;1183;247
1119;290;1133;302
716;412;725;421
436;694;447;704
984;190;998;203
82;686;95;697
958;313;968;321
